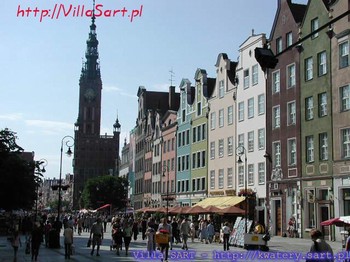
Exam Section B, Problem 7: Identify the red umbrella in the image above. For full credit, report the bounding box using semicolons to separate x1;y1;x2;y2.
168;206;191;215
95;204;111;212
205;205;222;213
218;205;245;215
320;217;350;227
185;205;208;214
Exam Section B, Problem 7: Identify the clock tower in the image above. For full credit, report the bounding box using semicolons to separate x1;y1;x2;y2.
73;12;121;209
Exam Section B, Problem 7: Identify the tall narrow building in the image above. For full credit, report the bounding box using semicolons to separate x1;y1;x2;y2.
73;14;120;209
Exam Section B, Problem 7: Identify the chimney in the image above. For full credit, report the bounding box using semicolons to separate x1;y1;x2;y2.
169;86;175;110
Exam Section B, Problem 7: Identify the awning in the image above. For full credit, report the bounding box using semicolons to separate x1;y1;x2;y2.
194;196;245;208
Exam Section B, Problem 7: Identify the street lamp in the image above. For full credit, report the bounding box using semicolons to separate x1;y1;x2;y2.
162;165;169;218
236;145;248;234
57;135;74;221
35;158;48;221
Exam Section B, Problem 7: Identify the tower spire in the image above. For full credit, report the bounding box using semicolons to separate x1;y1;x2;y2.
81;0;100;80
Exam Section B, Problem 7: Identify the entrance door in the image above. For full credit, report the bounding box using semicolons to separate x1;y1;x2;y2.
320;205;330;240
276;200;282;236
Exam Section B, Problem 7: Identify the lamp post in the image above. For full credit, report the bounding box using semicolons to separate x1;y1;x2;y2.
57;135;74;221
35;158;48;221
236;145;248;234
162;165;169;218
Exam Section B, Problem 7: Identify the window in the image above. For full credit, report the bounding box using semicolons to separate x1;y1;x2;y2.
186;130;189;145
218;169;224;189
273;142;281;167
258;162;265;184
258;94;265;115
192;127;196;143
273;105;280;129
288;138;296;166
238;166;244;187
238;134;244;148
210;112;216;130
258;128;265;150
276;37;282;53
219;109;224;127
192;179;195;192
238;102;244;121
244;69;250;88
311;18;319;38
305;96;314;120
340;85;350;111
201;177;205;190
287;101;296;125
210;170;215;189
272;70;280;93
197;152;200;168
192;153;196;169
227;136;233;155
318;92;327;117
248;131;254;152
306;136;314;163
286;32;293;47
197;126;201;141
219;80;225;98
307;189;316;228
305;57;313;81
248;98;254;118
319;133;328;161
186;155;189;170
227;168;233;188
197;178;200;191
341;128;350;159
252;64;258;85
197;102;201;116
227;106;233;125
202;124;206;140
318;51;327;76
210;141;215;159
218;139;224;158
182;109;186;122
287;64;296;88
339;41;349;68
248;164;254;185
201;151;206;167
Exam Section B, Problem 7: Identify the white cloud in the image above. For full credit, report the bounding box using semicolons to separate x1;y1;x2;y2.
0;113;23;121
104;85;137;98
25;120;73;135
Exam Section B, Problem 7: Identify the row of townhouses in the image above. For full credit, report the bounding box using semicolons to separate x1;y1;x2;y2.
119;0;350;241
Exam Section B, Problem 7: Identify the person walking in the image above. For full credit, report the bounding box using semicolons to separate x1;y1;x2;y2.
89;217;104;256
157;218;171;262
31;222;43;262
207;221;215;244
221;222;231;251
179;218;190;250
146;222;155;254
112;219;123;256
190;220;196;243
123;221;133;256
11;230;22;261
305;229;334;262
63;224;73;259
132;220;139;241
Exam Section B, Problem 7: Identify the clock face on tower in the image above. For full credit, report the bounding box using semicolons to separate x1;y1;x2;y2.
84;88;96;101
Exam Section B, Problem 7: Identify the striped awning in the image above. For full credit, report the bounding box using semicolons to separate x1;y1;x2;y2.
194;196;245;208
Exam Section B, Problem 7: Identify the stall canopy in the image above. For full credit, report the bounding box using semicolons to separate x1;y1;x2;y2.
95;204;111;212
193;196;245;208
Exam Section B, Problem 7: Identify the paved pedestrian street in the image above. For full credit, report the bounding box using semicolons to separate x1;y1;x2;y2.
0;225;345;262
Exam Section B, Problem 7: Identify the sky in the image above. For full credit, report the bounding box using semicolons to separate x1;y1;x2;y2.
0;0;300;179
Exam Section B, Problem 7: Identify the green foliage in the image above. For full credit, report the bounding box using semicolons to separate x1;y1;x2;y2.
81;175;128;210
0;128;43;211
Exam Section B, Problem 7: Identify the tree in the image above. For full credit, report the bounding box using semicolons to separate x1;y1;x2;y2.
81;175;128;210
0;128;43;210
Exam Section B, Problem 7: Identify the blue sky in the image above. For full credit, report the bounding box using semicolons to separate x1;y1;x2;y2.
0;0;293;179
